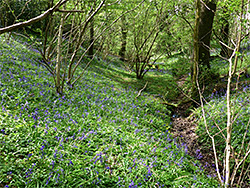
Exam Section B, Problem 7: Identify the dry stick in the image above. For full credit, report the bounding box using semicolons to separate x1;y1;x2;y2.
135;82;148;99
177;83;227;140
198;95;227;139
238;141;250;184
198;9;247;187
224;45;238;187
213;127;227;137
175;85;200;106
232;0;245;76
203;111;226;140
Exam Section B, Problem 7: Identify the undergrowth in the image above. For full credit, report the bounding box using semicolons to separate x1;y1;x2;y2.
0;36;220;187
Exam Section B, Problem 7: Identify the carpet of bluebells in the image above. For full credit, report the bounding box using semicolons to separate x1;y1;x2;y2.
0;37;219;187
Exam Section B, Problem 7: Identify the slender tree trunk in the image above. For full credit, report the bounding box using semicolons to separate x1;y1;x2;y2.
232;0;244;76
56;8;65;94
88;18;94;57
225;55;233;188
119;16;127;61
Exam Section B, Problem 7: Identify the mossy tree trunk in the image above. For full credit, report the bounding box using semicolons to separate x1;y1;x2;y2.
192;0;216;100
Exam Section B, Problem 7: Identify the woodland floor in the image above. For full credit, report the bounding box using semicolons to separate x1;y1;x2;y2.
170;75;250;187
169;76;216;175
171;106;249;188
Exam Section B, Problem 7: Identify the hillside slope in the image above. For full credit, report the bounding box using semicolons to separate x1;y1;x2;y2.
0;36;219;187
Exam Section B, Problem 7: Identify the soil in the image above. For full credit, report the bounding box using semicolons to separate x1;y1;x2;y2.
171;115;217;175
169;76;250;187
169;76;218;175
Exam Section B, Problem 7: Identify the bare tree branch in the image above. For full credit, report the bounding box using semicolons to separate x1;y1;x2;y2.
56;9;86;13
0;0;69;35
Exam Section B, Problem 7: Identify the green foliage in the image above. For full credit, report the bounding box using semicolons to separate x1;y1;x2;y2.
0;36;219;187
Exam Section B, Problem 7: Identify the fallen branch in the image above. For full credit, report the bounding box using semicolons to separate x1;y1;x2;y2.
135;81;148;99
161;101;179;107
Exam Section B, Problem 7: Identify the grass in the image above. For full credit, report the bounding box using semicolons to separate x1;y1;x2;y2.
0;35;221;187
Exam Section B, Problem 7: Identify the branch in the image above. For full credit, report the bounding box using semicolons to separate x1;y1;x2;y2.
16;0;32;19
56;9;85;13
135;82;148;99
0;0;69;35
175;10;194;33
200;0;216;13
231;147;250;187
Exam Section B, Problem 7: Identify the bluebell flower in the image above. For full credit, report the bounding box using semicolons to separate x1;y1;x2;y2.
40;145;45;150
69;159;73;166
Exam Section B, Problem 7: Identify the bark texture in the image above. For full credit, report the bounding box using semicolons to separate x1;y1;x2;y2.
192;0;216;99
196;0;216;68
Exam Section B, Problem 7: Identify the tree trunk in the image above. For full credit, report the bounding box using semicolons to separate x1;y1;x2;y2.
88;18;94;57
119;16;127;61
56;6;65;95
192;0;216;99
220;15;230;58
197;0;216;68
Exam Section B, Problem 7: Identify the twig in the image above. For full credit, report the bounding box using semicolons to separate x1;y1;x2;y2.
231;148;250;187
176;84;200;105
161;101;178;107
135;81;148;99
